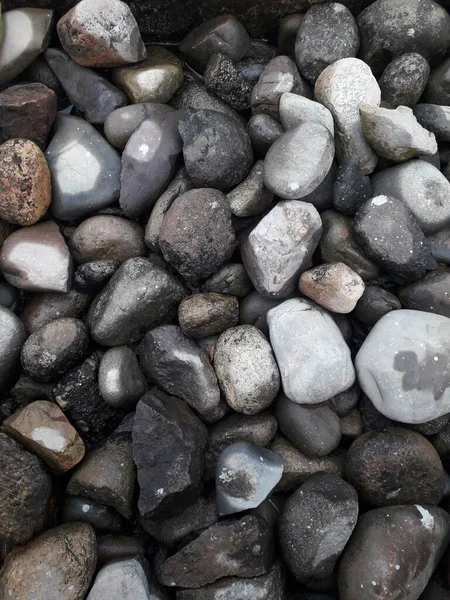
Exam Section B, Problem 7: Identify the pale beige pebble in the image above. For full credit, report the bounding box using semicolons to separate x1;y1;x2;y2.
2;400;85;474
299;261;365;313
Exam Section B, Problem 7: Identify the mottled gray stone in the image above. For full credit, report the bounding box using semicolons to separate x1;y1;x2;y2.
45;48;127;124
227;160;273;217
87;257;185;347
138;325;220;416
21;289;90;332
46;114;121;221
379;53;430;108
428;227;450;265
0;306;26;392
279;92;334;134
268;298;355;404
214;325;280;414
178;293;239;339
99;346;148;409
315;58;381;174
356;309;450;423
332;159;372;216
415;104;450;142
295;3;359;82
241;200;322;298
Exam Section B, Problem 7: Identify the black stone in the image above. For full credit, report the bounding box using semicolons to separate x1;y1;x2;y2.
359;394;398;432
74;260;120;294
247;114;283;157
204;53;252;112
332;159;372;216
398;269;450;318
353;284;401;325
379;53;430;107
62;496;127;533
414;103;450;141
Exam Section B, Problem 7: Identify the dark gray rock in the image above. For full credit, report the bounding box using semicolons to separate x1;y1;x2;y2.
415;104;450;141
87;257;185;347
279;473;358;584
354;195;436;282
0;306;26;392
379;53;430;107
428;227;450;265
227;160;273;218
239;292;288;337
295;3;359;82
354;285;401;325
138;325;221;416
247;113;283;157
62;496;126;533
278;13;304;55
99;346;148;409
179;109;253;191
120;114;182;219
327;385;360;418
332;159;372;215
159;515;273;588
21;318;88;383
275;393;342;457
45;48;126;124
74;260;120;294
411;414;450;436
172;80;244;126
97;535;145;567
159;188;235;284
398;269;450;317
178;293;239;339
22;289;91;333
0;280;18;310
426;58;450;105
204;52;252;112
235;56;268;87
300;162;337;212
203;263;252;298
132;390;208;518
20;56;67;109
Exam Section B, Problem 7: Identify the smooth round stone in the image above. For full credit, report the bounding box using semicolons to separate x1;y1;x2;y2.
275;393;342;457
21;318;88;383
45;114;121;221
112;45;183;104
332;159;372;216
279;92;334;134
278;13;303;55
216;441;283;516
345;428;444;506
0;82;57;148
356;310;450;423
119;114;182;219
241;200;322;298
268;298;355;405
354;195;436;282
398;269;450;318
57;0;146;68
0;220;72;293
379;53;430;108
227;160;273;217
0;8;53;86
0;522;97;600
299;262;365;314
45;48;127;125
62;496;126;533
357;0;450;74
338;505;450;600
104;102;175;151
426;58;450;105
205;52;253;112
179;108;253;191
320;210;380;281
295;3;359;82
159;188;235;284
178;293;239;339
415;104;450;142
247;113;283;157
203;263;253;298
353;285;401;325
21;289;90;333
0;305;26;392
279;473;358;584
179;14;250;73
98;346;147;409
315;58;381;174
214;325;280;415
427;227;450;265
0;138;51;226
69;216;146;265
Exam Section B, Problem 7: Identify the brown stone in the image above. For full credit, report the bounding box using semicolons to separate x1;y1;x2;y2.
0;139;51;226
299;262;365;313
0;83;57;148
178;292;239;338
3;401;85;474
21;289;90;334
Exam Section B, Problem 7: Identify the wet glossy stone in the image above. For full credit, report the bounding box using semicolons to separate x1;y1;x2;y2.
216;441;283;516
0;8;53;86
62;496;126;533
57;0;146;68
99;346;147;409
21;288;90;333
0;220;72;293
379;53;430;108
45;48;127;124
46;114;121;221
178;293;239;339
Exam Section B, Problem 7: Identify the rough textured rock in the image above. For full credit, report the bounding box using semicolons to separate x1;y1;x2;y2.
204;52;252;112
178;293;239;339
332;159;371;216
379;53;430;108
132;390;208;518
173;80;244;125
98;346;147;409
0;306;27;392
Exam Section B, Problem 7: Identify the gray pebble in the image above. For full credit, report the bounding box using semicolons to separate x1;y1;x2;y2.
379;53;430;108
398;269;450;318
203;263;253;298
227;160;273;217
279;92;334;134
98;346;148;409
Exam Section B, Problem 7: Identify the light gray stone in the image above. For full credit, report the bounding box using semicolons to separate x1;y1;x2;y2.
279;92;334;134
315;57;381;174
99;346;148;409
214;325;280;414
46;114;121;221
372;160;450;234
241;200;322;298
356;309;450;423
227;160;273;217
268;298;355;404
263;122;334;200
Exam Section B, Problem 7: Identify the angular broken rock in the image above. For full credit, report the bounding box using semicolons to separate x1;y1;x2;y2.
216;441;283;516
138;325;221;416
3;400;85;474
132;390;208;518
241;200;322;298
159;515;273;588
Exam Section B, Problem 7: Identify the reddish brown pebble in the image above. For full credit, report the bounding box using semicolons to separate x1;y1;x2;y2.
0;138;51;226
178;292;239;339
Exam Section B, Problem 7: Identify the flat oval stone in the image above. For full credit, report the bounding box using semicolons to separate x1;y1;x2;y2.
46;114;121;221
178;293;239;339
98;346;148;409
0;220;72;293
268;298;355;405
264;122;334;200
0;305;26;391
355;309;450;423
0;8;53;86
315;57;381;174
57;0;146;68
380;53;430;108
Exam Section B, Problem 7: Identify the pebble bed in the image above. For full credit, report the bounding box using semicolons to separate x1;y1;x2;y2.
0;0;450;598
